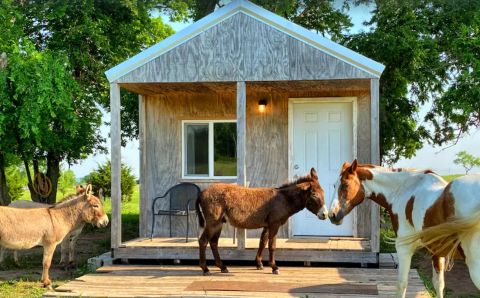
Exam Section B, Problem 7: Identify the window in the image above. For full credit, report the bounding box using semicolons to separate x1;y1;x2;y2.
182;120;237;179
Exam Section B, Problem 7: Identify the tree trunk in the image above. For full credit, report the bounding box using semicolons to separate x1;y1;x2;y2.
24;159;42;203
46;152;60;204
0;154;11;206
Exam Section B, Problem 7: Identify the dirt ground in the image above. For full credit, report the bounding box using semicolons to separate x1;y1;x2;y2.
413;251;480;297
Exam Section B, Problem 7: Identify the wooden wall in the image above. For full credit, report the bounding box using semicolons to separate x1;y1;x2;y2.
119;13;375;84
144;87;372;239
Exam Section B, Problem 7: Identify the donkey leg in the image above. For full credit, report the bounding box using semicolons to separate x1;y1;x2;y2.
209;226;228;273
255;228;268;270
199;226;216;276
0;247;6;268
59;239;69;269
41;243;56;290
13;250;19;267
395;242;415;298
68;235;80;268
431;256;445;298
267;226;280;274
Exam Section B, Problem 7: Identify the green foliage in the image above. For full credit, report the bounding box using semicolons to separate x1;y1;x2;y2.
343;0;480;164
454;151;480;174
5;165;24;201
84;160;137;203
58;166;77;197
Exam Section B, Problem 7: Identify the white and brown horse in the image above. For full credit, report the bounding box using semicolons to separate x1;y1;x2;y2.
0;185;88;269
328;159;480;298
0;184;108;288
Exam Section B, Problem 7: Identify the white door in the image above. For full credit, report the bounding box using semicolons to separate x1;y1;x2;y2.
292;101;354;236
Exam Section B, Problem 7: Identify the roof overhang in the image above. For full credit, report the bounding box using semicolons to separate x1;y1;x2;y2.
105;0;385;83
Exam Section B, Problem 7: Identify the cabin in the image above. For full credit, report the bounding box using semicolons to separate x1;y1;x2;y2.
106;0;385;264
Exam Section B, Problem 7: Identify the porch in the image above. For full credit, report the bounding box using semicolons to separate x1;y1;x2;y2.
114;237;377;264
43;265;429;298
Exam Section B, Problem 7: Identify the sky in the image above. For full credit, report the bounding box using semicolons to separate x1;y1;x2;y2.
69;1;479;179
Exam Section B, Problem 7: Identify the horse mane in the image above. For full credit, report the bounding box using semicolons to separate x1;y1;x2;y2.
363;165;438;176
50;193;85;209
277;175;314;189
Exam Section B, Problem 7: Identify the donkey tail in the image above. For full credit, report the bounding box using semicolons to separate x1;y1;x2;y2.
195;195;205;228
400;204;480;265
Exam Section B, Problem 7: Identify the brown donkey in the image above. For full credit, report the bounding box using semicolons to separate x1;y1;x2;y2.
195;168;327;275
0;184;108;289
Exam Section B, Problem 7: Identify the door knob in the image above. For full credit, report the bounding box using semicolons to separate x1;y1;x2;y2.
294;165;299;169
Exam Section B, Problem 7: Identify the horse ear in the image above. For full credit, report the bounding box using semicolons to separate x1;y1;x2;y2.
349;159;358;174
310;168;318;180
342;161;350;171
85;183;92;200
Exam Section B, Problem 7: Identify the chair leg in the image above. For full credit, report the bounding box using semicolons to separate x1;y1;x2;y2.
186;214;189;243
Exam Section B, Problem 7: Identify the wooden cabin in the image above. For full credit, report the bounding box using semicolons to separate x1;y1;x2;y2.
106;0;385;264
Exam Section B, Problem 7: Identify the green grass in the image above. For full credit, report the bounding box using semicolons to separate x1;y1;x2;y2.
442;174;464;183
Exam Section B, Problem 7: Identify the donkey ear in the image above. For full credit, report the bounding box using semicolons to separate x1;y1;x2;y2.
76;185;85;194
85;183;92;199
298;182;311;191
348;159;358;174
310;168;318;180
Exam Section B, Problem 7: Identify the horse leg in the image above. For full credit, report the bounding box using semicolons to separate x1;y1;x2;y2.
199;225;216;276
462;231;480;290
431;256;445;298
41;243;56;290
209;225;228;273
59;238;69;270
13;250;19;267
395;241;415;298
0;247;5;268
267;225;280;274
255;227;268;270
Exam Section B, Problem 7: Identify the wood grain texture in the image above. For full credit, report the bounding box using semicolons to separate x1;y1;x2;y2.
139;95;148;238
110;83;122;248
143;82;376;241
236;82;247;249
118;13;375;84
370;79;380;252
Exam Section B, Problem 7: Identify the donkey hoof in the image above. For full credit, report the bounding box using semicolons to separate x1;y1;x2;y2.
203;271;211;276
221;268;229;273
257;265;264;270
272;269;280;275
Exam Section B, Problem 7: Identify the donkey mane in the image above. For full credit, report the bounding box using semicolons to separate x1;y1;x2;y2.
51;193;85;209
277;175;314;189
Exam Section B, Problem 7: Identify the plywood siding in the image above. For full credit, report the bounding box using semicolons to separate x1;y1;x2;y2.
145;88;371;239
119;13;375;84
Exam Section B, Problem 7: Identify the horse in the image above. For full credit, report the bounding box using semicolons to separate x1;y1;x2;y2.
0;185;88;270
328;159;480;298
195;168;327;276
0;183;108;289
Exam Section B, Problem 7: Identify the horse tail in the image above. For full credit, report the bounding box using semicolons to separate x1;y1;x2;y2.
195;194;205;228
400;204;480;266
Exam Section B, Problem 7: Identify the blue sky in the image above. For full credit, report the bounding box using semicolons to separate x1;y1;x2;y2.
69;1;479;178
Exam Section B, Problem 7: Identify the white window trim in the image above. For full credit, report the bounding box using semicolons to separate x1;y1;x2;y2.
181;119;237;180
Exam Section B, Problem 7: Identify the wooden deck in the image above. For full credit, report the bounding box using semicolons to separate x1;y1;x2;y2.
43;265;429;298
113;237;378;264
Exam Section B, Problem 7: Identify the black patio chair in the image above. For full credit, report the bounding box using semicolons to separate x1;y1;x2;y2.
150;183;201;242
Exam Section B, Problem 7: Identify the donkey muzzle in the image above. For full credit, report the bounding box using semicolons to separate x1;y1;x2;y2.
97;215;109;228
317;206;328;220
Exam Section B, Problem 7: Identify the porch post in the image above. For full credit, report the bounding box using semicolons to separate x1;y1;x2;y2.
236;81;247;250
139;94;148;238
110;82;122;249
370;78;380;253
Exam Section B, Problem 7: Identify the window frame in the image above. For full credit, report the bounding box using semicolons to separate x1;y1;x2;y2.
181;119;237;179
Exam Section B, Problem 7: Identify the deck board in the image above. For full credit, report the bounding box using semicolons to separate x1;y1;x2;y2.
43;265;429;298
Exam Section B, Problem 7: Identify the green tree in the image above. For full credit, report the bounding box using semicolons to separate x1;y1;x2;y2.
454;151;480;174
58;166;77;197
85;160;136;203
5;165;24;202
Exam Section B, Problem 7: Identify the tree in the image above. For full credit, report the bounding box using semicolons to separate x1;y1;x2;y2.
85;160;137;203
343;0;480;165
58;166;77;197
454;151;480;174
5;165;24;201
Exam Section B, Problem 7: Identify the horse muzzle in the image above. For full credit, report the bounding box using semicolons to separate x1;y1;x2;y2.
328;209;344;225
96;215;109;228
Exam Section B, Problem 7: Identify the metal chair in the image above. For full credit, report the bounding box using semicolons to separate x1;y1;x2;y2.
150;183;201;242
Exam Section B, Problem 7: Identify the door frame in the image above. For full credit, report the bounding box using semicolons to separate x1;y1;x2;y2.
287;97;358;238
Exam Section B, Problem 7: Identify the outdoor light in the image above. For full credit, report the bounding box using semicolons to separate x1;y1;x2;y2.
258;99;267;112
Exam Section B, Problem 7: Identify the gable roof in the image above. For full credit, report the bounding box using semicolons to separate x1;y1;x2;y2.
105;0;385;83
